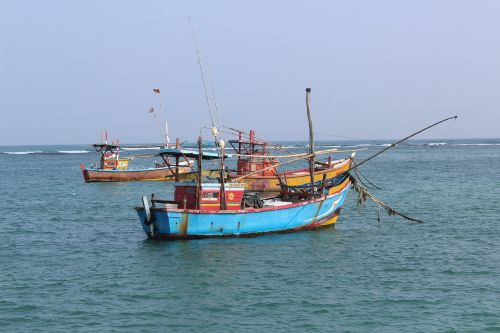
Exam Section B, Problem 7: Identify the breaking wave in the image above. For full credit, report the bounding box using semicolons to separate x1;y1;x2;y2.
3;151;43;155
2;150;90;155
57;150;90;154
122;147;161;151
454;143;500;146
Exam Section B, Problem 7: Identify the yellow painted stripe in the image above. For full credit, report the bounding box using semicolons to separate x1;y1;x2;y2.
328;177;351;195
287;161;351;186
318;215;339;227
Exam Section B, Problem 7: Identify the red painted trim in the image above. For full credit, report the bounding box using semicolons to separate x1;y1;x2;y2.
136;179;351;215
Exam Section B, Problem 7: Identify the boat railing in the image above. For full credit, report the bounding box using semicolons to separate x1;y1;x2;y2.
151;198;179;209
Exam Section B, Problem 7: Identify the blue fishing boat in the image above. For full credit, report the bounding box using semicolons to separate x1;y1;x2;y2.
135;88;356;239
136;174;352;239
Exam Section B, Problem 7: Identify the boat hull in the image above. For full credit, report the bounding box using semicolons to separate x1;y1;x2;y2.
229;159;351;191
136;178;351;239
82;166;191;182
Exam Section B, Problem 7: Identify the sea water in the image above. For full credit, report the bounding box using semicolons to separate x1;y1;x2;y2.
0;139;499;332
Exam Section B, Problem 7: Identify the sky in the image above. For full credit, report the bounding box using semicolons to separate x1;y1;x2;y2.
1;0;499;145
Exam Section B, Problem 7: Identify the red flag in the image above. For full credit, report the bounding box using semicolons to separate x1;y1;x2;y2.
153;88;160;94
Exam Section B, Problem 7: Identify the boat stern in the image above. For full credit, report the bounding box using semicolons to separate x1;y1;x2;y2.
81;164;91;183
136;207;155;237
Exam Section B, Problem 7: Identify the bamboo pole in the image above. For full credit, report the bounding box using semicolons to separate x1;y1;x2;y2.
229;149;365;183
219;143;226;210
196;136;203;210
230;154;314;182
226;147;365;159
305;88;315;193
175;137;180;181
349;115;458;172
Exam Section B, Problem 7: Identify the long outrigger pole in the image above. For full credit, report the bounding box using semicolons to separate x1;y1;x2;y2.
349;115;458;224
350;115;458;171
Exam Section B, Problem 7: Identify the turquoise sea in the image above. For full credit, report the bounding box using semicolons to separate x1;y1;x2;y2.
1;139;499;332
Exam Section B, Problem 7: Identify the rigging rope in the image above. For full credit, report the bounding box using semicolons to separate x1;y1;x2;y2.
350;115;458;172
352;162;383;190
350;175;424;223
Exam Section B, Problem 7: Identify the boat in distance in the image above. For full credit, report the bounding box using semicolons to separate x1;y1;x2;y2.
81;139;192;183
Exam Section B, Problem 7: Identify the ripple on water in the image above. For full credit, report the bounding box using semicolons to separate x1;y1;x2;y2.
1;142;500;332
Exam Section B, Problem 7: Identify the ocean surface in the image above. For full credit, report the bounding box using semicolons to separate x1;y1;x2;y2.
1;138;499;332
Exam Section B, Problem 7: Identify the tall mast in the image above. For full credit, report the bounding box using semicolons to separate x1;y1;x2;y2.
174;137;180;181
196;136;203;210
219;138;226;210
305;88;315;194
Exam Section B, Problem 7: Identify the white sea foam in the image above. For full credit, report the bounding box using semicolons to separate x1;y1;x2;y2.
454;143;500;146
58;150;90;154
3;151;42;155
122;147;161;151
428;142;447;146
342;144;374;148
317;145;341;148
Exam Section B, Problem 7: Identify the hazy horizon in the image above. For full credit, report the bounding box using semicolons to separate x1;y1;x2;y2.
1;1;498;145
2;136;500;149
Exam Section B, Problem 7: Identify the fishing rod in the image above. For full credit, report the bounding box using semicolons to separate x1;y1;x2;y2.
188;17;217;136
206;62;222;134
349;115;458;171
188;18;228;206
